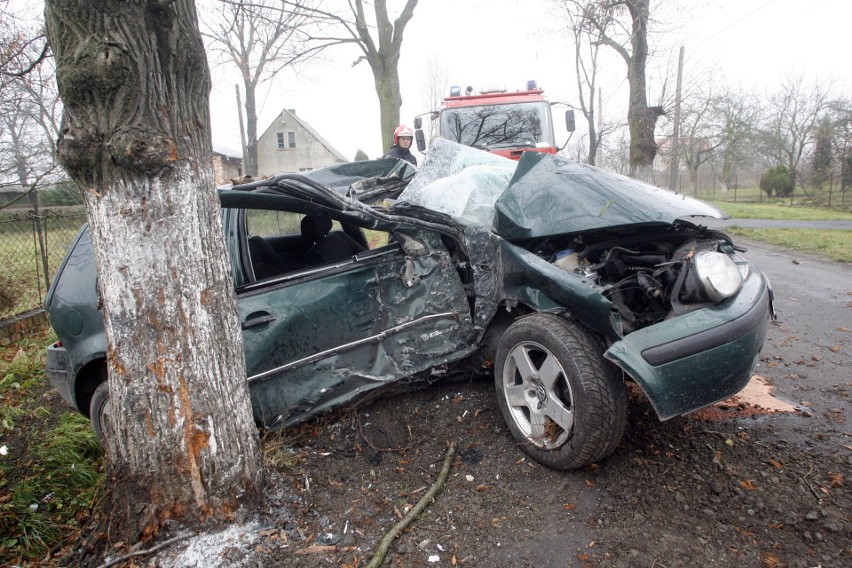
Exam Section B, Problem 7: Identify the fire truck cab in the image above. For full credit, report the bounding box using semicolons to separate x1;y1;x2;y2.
415;81;575;161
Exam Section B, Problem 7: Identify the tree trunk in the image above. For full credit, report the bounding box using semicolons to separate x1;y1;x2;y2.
244;79;259;176
351;0;417;153
625;0;661;179
45;0;262;542
372;58;403;152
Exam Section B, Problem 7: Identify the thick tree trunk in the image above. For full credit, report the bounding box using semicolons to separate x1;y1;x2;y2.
373;59;402;152
45;0;261;542
244;80;259;176
625;0;661;180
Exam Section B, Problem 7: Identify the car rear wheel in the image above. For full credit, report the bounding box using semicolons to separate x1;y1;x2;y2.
494;314;627;470
90;381;111;444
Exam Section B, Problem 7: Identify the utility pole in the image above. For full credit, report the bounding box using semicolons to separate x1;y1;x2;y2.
668;46;684;192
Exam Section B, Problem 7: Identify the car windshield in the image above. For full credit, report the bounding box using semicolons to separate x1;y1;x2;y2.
440;101;554;149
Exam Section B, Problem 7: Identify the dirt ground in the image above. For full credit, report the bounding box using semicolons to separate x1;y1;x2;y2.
62;241;851;568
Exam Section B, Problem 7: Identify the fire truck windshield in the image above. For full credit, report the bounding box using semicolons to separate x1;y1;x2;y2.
440;101;554;150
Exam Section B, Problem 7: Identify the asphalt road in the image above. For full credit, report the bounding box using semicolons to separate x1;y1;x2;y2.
731;236;852;434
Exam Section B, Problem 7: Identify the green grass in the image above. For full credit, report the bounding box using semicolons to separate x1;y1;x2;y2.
726;227;852;263
0;208;87;319
0;330;104;564
707;201;852;221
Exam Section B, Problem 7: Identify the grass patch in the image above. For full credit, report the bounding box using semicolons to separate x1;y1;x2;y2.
0;330;104;564
0;208;87;319
707;201;852;221
726;227;852;263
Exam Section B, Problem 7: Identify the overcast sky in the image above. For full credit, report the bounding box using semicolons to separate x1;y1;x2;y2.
207;0;850;161
12;0;850;162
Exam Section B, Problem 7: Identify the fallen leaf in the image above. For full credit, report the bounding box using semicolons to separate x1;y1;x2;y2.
564;503;576;510
769;522;784;529
761;552;782;567
767;458;783;469
838;326;851;332
588;540;598;548
828;472;844;486
740;479;758;490
452;555;457;566
476;484;489;492
577;553;591;560
830;345;841;352
585;479;595;487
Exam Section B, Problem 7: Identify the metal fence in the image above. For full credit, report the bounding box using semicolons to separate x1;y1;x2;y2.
0;206;87;320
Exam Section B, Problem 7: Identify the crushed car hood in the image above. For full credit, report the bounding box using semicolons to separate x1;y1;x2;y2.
399;139;726;240
494;152;727;240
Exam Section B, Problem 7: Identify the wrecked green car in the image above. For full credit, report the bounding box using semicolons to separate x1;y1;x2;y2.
45;140;774;470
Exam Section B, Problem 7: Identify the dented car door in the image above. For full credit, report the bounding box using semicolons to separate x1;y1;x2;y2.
235;225;476;428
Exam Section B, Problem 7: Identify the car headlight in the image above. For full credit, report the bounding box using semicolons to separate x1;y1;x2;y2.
693;251;743;302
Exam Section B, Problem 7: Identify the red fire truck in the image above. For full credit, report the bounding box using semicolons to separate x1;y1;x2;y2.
414;80;575;161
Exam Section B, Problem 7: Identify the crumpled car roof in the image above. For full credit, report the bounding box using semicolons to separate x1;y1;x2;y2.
399;139;726;240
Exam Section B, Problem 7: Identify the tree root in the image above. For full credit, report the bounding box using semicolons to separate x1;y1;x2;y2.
365;441;457;568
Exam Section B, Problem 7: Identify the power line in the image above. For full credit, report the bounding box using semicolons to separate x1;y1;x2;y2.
692;0;780;48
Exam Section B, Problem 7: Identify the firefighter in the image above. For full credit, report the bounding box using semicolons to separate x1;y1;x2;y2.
386;125;417;166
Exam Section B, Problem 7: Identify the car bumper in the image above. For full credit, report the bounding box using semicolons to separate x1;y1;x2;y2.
605;268;773;420
46;343;74;407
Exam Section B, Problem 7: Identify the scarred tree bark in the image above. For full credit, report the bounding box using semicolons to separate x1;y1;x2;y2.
44;0;261;541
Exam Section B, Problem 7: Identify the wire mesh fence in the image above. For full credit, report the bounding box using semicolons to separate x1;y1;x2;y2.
0;206;87;320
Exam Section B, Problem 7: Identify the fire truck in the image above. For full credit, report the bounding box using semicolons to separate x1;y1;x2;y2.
414;80;575;161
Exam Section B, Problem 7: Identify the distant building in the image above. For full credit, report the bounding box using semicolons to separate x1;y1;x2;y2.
212;144;243;185
256;109;347;176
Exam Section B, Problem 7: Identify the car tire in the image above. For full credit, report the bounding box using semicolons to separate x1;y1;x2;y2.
494;313;627;470
90;381;111;445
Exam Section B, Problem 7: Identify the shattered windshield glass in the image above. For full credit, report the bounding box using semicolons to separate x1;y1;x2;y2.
440;101;554;149
398;139;515;226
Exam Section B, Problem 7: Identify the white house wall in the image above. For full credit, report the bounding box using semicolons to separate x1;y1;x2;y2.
257;111;347;176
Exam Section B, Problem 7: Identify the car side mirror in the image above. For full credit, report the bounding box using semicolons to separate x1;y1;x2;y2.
566;109;576;132
415;129;426;153
414;116;422;130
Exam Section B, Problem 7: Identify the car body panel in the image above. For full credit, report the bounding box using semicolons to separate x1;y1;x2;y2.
605;268;771;419
236;231;476;426
494;152;727;240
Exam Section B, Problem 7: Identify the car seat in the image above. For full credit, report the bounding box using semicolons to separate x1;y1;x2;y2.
301;214;366;264
248;235;296;280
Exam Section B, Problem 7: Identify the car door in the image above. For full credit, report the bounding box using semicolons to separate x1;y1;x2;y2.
232;205;477;428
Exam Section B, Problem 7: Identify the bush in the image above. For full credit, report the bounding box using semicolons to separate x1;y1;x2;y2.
759;164;794;198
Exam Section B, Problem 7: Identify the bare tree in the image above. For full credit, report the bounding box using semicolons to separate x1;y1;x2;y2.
675;86;722;191
758;74;835;190
45;0;261;542
0;12;61;205
563;0;665;179
281;0;419;152
418;54;450;142
563;3;616;166
711;85;762;190
203;0;323;176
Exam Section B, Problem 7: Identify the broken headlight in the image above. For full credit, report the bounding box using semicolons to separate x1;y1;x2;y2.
692;251;743;302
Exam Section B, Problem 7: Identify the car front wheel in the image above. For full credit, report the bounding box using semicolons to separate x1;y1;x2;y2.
90;381;111;444
494;314;627;470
